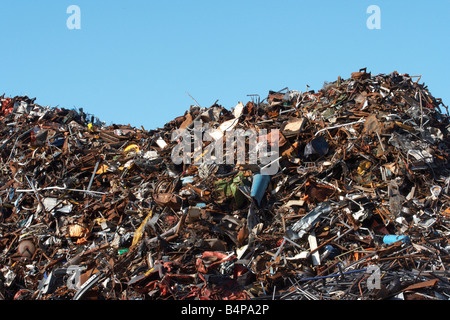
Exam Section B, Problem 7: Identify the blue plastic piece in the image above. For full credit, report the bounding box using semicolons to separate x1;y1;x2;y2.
383;234;410;244
181;176;194;185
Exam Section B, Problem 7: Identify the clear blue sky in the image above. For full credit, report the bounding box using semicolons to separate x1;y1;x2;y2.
0;0;449;130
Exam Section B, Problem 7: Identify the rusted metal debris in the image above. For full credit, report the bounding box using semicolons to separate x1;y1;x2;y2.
0;69;449;300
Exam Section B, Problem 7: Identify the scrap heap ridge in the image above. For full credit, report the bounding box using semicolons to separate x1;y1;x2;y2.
0;69;449;300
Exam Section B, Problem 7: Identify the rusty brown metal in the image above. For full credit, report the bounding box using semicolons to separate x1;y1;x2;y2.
0;70;449;300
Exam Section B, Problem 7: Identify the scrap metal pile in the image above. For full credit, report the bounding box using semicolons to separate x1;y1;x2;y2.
1;69;449;300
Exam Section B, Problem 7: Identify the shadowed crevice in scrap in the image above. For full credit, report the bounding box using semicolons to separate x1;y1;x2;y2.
0;69;449;300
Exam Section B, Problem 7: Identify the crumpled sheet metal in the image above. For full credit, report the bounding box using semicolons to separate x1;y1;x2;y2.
0;69;449;300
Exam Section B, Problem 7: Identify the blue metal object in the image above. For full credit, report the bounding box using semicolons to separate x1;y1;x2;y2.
304;136;329;158
250;174;271;206
321;244;339;260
